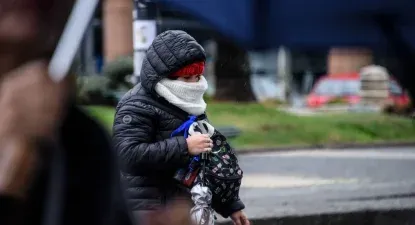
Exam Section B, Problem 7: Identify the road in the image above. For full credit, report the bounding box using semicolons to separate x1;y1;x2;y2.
219;147;415;221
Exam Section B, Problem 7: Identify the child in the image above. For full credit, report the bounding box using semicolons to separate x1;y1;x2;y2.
113;30;249;225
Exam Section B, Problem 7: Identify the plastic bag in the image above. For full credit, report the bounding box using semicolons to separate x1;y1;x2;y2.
190;184;215;225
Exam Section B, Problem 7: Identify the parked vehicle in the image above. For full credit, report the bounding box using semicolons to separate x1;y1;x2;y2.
306;73;410;108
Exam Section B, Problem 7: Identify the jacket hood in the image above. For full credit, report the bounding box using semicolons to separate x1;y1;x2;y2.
140;30;206;95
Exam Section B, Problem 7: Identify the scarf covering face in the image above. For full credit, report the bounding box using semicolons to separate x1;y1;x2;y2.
155;76;208;116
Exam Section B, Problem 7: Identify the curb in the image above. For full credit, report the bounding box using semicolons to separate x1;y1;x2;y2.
236;141;415;155
216;208;415;225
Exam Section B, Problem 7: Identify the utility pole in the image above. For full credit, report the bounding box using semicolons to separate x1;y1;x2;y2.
132;0;157;84
277;46;293;104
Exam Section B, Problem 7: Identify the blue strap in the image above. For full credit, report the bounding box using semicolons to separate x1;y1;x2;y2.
170;116;197;138
170;116;200;169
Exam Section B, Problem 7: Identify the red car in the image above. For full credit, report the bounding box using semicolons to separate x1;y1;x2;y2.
306;73;411;108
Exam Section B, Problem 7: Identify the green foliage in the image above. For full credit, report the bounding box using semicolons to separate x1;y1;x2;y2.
76;56;135;106
102;56;134;90
326;97;348;105
76;75;117;106
204;94;214;104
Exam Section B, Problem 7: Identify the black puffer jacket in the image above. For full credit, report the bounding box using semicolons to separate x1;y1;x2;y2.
113;30;244;218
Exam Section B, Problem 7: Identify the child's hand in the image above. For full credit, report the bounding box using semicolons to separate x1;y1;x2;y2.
186;134;213;155
230;210;250;225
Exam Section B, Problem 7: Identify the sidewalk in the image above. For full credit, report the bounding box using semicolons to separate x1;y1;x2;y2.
237;141;415;155
278;104;382;117
216;148;415;225
217;209;415;225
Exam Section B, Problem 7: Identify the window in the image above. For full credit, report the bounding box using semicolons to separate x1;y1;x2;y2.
314;79;360;96
389;80;403;95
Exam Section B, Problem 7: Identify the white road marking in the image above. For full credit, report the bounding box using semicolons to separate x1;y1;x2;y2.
242;174;358;188
244;149;415;160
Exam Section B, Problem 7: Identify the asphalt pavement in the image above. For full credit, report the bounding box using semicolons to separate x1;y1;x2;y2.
217;147;415;222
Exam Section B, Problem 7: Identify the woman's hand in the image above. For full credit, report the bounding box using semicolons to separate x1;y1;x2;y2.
186;134;213;156
230;211;250;225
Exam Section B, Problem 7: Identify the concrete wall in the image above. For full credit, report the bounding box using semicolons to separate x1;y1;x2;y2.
102;0;133;63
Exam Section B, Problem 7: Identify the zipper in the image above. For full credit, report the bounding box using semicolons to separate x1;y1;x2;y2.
205;171;242;180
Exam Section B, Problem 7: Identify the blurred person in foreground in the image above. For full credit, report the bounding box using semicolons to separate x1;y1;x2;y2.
0;1;152;225
0;1;195;225
0;0;136;225
113;30;249;225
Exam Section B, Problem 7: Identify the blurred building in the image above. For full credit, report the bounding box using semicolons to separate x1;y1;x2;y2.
76;0;134;75
327;48;373;75
76;0;396;102
76;0;216;75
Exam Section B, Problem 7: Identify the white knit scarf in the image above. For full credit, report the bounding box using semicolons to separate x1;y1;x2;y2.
155;76;208;116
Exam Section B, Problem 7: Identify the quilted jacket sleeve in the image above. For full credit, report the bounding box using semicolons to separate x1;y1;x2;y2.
113;101;190;175
213;198;245;218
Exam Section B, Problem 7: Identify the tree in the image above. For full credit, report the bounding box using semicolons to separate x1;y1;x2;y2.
214;39;256;102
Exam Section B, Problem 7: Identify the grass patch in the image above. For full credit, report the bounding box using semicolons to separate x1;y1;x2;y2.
85;103;415;149
86;106;115;131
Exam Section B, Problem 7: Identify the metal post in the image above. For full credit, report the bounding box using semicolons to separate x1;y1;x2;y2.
277;46;292;103
132;0;157;84
83;19;96;75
